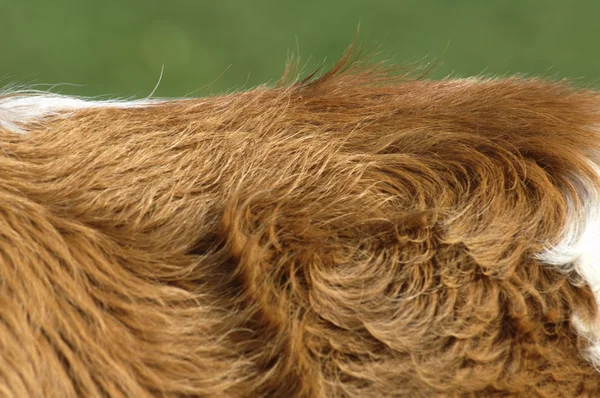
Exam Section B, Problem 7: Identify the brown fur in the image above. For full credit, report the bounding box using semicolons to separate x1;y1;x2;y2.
2;53;600;397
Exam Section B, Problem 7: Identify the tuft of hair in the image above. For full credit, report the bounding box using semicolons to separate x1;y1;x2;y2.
2;47;600;397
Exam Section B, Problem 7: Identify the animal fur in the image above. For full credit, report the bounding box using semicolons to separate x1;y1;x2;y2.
1;50;600;397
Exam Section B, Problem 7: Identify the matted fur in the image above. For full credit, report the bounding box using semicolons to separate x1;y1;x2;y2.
2;53;600;397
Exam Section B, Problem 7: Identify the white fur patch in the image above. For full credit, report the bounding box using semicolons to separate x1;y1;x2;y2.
537;162;600;367
0;94;159;133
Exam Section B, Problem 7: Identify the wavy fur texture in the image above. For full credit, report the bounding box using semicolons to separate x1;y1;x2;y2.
2;52;600;397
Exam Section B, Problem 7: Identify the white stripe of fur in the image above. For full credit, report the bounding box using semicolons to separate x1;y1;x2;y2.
537;161;600;367
0;94;160;133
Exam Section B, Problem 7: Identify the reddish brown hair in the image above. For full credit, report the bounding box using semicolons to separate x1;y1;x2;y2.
1;52;600;397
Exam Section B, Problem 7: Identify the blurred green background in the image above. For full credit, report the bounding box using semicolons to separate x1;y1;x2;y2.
2;1;599;98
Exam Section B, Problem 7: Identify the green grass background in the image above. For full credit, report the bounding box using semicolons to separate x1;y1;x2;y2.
2;1;599;97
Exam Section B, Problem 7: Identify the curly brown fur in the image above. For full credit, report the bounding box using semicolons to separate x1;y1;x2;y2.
1;52;600;397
